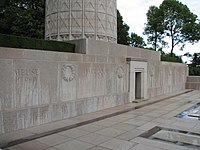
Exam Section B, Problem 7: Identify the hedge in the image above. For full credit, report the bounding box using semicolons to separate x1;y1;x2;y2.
161;53;183;63
189;66;200;76
0;34;75;53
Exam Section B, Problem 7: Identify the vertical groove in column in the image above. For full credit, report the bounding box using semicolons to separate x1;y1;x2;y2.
82;0;84;38
105;0;108;42
57;0;60;41
69;0;72;40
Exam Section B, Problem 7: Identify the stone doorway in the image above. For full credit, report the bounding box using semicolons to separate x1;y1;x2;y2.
128;60;148;102
135;72;142;99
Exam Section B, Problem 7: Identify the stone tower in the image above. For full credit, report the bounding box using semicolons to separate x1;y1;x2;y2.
45;0;117;43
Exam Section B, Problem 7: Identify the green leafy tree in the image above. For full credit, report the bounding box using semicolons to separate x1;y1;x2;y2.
161;52;183;63
0;0;18;34
192;53;200;67
144;6;166;51
183;52;200;76
129;32;146;48
0;0;45;39
117;10;130;45
160;0;199;56
183;21;200;43
190;53;200;76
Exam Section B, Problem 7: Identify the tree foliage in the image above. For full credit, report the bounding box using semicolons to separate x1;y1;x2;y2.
117;10;130;45
144;6;165;51
189;53;200;76
117;10;147;48
160;0;199;55
184;52;200;76
191;53;200;67
183;22;200;43
129;32;146;48
0;0;45;39
161;51;183;63
145;0;200;55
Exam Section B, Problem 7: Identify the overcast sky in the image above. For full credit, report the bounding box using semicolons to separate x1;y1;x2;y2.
117;0;200;60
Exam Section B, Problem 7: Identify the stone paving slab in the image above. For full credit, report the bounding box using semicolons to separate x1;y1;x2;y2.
76;124;105;132
54;140;94;150
152;130;200;146
0;130;34;146
131;137;190;150
95;127;126;138
77;133;112;145
1;89;200;150
115;129;144;141
129;144;161;150
7;140;50;150
99;138;136;150
36;134;72;147
58;128;90;139
87;146;111;150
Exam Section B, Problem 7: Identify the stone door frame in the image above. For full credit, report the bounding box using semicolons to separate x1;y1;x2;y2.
128;59;148;102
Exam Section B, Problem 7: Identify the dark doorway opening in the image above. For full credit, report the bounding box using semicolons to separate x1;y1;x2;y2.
135;72;142;99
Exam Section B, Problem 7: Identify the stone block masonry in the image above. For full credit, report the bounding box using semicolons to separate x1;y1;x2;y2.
0;47;128;134
186;76;200;90
0;40;188;134
45;0;117;43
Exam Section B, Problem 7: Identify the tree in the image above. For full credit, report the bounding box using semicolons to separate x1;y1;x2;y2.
0;0;18;34
161;52;182;63
144;6;165;51
0;0;45;39
129;32;146;48
117;10;130;45
184;52;200;76
160;0;199;56
191;53;200;67
183;21;200;43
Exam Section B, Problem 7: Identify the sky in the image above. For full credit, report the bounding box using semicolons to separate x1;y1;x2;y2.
117;0;200;62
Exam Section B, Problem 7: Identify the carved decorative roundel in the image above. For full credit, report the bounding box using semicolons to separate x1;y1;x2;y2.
61;65;75;82
116;66;124;79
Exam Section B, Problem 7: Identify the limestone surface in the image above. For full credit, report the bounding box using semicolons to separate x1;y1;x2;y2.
45;0;117;43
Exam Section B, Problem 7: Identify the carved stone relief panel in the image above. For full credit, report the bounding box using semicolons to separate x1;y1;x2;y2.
60;0;70;12
71;11;82;34
60;12;70;34
61;65;76;82
48;14;58;35
46;0;58;15
116;66;125;79
84;12;96;33
85;0;95;11
60;64;77;101
14;68;40;108
0;60;13;110
97;13;106;35
71;0;83;11
97;0;106;13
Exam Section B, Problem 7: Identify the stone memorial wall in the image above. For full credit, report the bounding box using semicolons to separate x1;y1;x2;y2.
0;40;188;134
186;76;200;90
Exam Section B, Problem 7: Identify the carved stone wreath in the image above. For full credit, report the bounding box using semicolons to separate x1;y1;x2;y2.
116;66;124;79
61;65;75;82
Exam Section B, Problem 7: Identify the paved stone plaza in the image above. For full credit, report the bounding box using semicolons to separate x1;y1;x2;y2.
1;90;200;150
1;1;200;149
